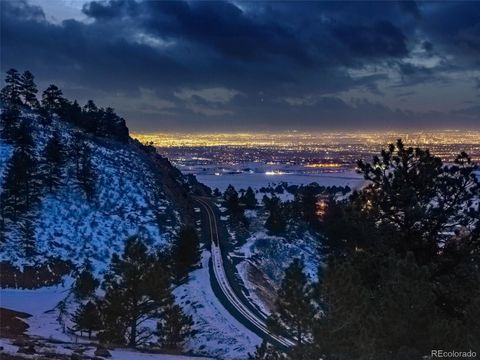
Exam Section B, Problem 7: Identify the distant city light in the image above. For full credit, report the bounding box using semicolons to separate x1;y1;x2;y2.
265;171;287;175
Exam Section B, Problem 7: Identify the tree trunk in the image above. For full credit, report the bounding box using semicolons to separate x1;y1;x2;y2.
129;319;137;347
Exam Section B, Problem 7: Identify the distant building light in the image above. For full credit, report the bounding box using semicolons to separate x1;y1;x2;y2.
315;194;330;219
265;170;286;176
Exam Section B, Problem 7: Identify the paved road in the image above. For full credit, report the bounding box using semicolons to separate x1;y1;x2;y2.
195;197;295;348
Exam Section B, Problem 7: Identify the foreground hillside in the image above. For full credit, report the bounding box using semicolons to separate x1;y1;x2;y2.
0;69;261;360
0;106;193;286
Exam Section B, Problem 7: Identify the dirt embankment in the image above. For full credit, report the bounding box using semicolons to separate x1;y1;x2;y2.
0;308;30;338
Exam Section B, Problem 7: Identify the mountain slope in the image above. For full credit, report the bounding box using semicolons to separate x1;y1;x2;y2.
0;108;191;287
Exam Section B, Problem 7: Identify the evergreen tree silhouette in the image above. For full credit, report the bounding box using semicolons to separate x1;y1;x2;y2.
20;71;39;108
263;195;287;235
172;225;200;282
248;340;286;360
20;218;36;257
268;258;314;348
76;143;96;200
241;186;257;209
0;105;20;142
100;237;171;347
72;301;102;338
0;68;22;106
157;302;193;350
42;84;65;115
73;261;99;299
43;131;65;192
1;149;38;220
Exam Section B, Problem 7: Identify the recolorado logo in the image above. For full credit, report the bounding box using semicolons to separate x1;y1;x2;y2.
431;350;477;358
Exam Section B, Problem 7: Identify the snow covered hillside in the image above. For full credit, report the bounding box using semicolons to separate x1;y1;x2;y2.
0;109;180;282
220;205;321;315
0;105;259;359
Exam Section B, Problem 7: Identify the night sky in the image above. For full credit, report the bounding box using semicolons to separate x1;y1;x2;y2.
1;0;479;132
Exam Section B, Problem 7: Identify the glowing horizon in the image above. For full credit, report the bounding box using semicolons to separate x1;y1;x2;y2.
132;130;480;149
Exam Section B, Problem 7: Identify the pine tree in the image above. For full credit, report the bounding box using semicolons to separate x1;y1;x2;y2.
20;218;36;257
14;120;35;154
374;252;439;355
83;99;98;114
157;302;193;350
224;184;240;212
263;195;287;235
352;139;479;265
72;301;102;338
99;106;128;140
0;68;22;106
37;106;52;126
265;211;287;235
224;184;247;224
0;105;20;142
77;144;96;200
324;140;480;315
249;340;287;360
316;141;480;359
1;149;38;220
269;258;314;348
68;100;83;125
42;84;65;115
73;262;99;299
172;225;200;281
82;100;101;133
241;186;257;209
294;185;319;226
20;71;39;108
100;237;171;347
43;131;65;192
311;252;464;359
97;290;126;344
312;257;377;359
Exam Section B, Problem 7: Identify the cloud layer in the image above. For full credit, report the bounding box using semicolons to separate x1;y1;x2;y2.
1;0;479;131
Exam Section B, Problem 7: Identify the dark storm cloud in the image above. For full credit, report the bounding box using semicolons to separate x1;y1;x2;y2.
82;0;138;19
1;0;479;131
332;21;407;58
398;0;422;20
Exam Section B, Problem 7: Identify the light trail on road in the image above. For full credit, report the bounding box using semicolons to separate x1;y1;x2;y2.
195;197;296;348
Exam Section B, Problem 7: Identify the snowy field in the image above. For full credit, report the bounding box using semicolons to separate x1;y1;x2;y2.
0;280;73;341
0;337;213;360
196;171;364;193
0;277;217;359
0;252;260;359
174;250;261;359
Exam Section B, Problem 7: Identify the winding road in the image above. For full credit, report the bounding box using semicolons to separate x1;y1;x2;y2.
194;197;295;348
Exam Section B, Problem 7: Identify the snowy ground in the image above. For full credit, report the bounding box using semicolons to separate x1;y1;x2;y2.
1;281;71;339
0;114;174;272
196;170;364;195
0;278;216;359
0;252;261;359
108;350;212;360
214;183;324;316
174;250;261;360
232;228;320;316
0;337;213;360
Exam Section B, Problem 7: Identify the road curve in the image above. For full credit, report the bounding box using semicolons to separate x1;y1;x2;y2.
195;197;295;348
